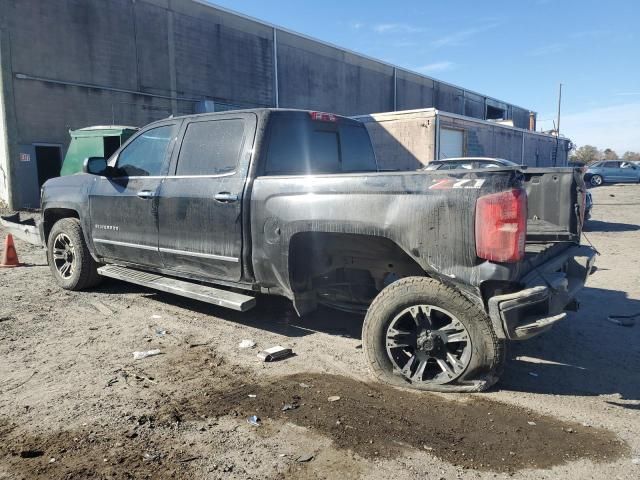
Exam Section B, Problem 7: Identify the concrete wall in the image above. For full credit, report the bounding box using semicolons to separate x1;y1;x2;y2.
0;33;8;207
0;0;537;208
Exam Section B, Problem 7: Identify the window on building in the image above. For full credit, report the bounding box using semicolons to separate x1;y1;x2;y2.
176;119;245;176
116;125;174;177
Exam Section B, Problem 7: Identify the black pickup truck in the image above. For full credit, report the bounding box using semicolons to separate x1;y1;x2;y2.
36;109;596;392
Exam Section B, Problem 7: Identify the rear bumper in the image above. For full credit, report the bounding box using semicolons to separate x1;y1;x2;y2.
488;245;596;340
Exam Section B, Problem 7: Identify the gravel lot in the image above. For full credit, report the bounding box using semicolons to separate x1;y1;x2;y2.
0;184;639;479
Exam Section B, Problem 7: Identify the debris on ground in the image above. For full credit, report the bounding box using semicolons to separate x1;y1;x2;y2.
528;372;539;377
257;346;293;362
238;339;256;349
247;415;261;427
281;403;298;411
155;328;167;337
606;314;637;327
299;382;311;388
19;450;44;458
528;421;537;426
90;301;113;316
295;453;314;463
132;349;161;360
327;396;341;402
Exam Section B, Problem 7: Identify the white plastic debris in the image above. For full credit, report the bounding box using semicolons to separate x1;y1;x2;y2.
238;339;256;349
248;394;257;398
527;421;537;426
133;349;161;360
632;457;640;465
247;415;261;427
257;346;293;361
327;396;341;402
151;314;162;319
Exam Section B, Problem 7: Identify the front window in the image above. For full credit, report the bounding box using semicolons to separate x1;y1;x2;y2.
116;125;174;177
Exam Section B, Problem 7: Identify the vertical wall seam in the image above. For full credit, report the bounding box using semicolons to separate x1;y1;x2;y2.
273;27;279;108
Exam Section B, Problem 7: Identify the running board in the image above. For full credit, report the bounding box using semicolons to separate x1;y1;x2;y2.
97;265;256;311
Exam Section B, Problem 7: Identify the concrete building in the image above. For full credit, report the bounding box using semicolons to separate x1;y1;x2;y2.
0;0;537;209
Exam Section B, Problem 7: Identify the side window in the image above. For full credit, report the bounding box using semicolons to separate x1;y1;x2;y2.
116;125;174;177
605;161;621;168
176;119;245;176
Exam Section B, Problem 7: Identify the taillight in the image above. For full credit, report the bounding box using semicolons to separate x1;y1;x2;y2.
309;111;337;122
475;189;527;263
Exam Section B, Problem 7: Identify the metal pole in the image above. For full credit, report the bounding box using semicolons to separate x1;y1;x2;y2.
556;83;562;135
273;28;279;108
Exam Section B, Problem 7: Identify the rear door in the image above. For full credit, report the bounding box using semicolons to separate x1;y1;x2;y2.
89;121;179;266
157;113;257;281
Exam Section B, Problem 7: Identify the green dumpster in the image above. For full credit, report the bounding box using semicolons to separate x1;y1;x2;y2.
60;126;138;176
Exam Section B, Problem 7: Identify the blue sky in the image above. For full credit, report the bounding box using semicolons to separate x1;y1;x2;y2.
209;0;640;153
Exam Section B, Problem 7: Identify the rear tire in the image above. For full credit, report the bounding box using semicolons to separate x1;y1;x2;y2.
362;277;505;392
47;218;102;290
590;174;603;187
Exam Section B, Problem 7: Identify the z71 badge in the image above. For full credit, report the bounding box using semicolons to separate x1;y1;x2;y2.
429;178;486;190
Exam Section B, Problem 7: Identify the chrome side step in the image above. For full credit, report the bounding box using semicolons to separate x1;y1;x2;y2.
97;265;256;312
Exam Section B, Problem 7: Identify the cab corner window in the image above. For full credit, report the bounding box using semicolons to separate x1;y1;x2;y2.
175;119;245;176
116;125;174;177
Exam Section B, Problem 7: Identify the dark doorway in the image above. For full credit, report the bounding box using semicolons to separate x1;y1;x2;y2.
103;136;121;159
35;145;62;188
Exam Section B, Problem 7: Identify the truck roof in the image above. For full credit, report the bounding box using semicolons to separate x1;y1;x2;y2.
70;125;138;137
147;108;363;127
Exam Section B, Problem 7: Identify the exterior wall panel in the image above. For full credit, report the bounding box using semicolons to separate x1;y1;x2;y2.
277;31;394;115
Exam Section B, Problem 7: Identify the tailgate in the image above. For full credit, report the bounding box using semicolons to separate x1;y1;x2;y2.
523;167;585;243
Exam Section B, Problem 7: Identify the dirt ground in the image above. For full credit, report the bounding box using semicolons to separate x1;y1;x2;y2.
1;184;639;480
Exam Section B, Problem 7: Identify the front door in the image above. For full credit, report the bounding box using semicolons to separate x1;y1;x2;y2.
603;161;622;182
157;113;257;282
89;121;179;267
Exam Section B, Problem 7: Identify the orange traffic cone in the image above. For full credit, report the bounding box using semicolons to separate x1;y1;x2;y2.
0;234;21;268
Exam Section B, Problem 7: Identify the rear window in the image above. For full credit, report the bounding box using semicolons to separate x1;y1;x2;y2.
265;113;377;175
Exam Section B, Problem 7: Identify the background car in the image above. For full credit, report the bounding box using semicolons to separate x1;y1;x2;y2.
584;160;640;186
424;157;521;170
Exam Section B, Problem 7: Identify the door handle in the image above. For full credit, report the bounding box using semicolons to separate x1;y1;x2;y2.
214;192;239;203
137;190;155;199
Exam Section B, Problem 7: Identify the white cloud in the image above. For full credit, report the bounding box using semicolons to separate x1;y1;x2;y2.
373;23;423;34
415;61;455;73
350;21;364;30
430;23;500;48
528;43;568;56
549;103;640;152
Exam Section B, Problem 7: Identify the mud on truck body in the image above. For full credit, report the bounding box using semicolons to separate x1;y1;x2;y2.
28;109;595;392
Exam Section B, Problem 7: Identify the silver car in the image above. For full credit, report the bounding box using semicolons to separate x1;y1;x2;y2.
586;160;640;186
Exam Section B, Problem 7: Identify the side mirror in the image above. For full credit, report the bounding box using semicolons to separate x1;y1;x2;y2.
82;157;107;175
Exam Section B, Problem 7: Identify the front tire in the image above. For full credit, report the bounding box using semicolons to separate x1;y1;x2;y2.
47;218;102;290
590;174;603;187
362;277;505;392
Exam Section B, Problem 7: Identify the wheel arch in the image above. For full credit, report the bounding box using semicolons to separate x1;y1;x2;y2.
42;208;80;245
287;231;427;314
